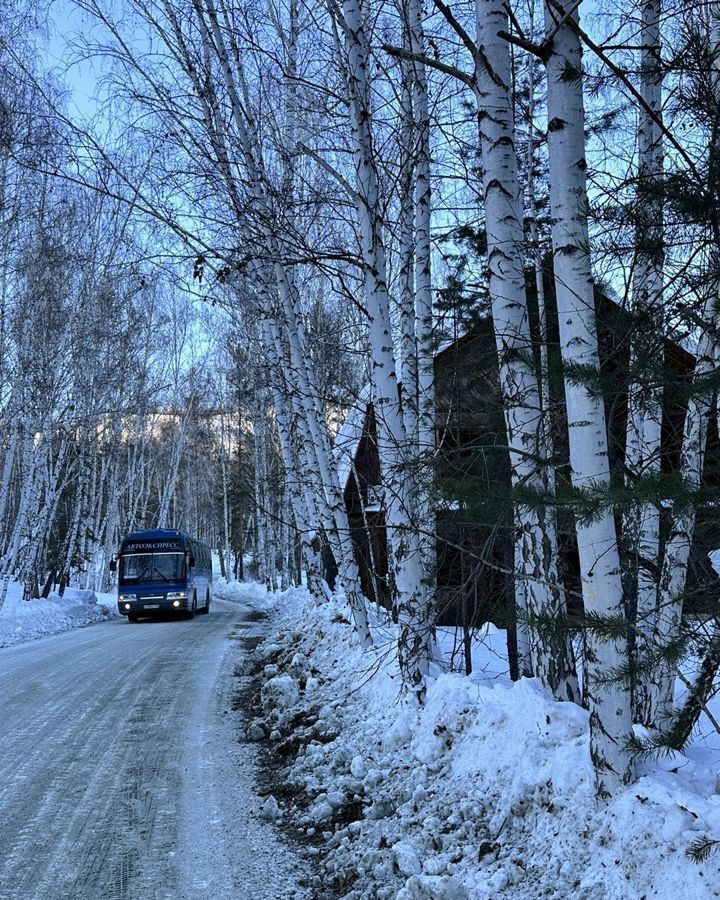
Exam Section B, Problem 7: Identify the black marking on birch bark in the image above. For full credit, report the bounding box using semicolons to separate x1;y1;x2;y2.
485;177;513;199
555;243;581;256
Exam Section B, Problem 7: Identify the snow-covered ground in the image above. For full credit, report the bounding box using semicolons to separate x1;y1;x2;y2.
0;580;119;649
221;580;720;900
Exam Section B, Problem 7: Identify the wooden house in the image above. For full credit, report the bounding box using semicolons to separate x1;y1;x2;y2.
332;291;720;629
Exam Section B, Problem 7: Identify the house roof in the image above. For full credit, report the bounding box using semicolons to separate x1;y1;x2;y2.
332;294;699;495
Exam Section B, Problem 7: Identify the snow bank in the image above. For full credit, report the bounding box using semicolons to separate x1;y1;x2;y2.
214;576;276;611
235;583;720;900
0;581;119;649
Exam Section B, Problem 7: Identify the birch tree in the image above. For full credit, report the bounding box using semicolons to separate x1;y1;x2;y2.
390;0;578;699
650;2;720;725
471;0;578;701
542;0;633;794
332;0;436;690
625;0;665;727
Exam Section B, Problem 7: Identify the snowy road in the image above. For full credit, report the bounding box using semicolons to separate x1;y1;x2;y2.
0;599;307;900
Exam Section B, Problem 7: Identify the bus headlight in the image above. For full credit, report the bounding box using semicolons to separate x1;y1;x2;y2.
119;594;135;602
124;603;131;610
166;592;187;600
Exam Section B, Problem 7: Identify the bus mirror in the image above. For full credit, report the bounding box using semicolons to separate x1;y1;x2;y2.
109;558;117;573
188;554;195;568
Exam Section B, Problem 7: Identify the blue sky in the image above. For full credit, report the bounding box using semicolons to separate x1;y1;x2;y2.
45;0;104;121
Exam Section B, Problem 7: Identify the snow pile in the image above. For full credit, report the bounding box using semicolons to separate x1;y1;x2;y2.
215;576;276;611
238;585;720;900
0;581;119;649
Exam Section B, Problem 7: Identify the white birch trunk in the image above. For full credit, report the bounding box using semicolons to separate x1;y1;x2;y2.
263;310;371;642
653;313;719;719
475;0;577;701
409;0;438;627
280;481;291;590
219;410;233;583
157;405;194;529
64;437;89;585
398;55;418;450
262;318;331;558
626;0;665;726
18;432;70;597
253;388;271;588
97;417;123;591
267;352;324;588
341;0;434;690
543;0;633;794
0;424;40;610
0;419;19;551
79;446;99;586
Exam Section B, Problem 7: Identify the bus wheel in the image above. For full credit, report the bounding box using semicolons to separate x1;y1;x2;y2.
128;614;139;623
201;590;210;615
186;595;196;620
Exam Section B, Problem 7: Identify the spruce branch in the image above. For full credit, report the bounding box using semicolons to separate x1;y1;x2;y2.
686;836;720;864
626;731;684;761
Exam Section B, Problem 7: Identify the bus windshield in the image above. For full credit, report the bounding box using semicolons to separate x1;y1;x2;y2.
119;552;186;585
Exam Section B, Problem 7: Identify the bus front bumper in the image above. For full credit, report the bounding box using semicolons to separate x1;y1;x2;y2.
117;594;191;616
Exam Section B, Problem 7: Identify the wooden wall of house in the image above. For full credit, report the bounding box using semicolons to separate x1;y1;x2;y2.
339;287;720;628
433;324;514;627
342;407;391;608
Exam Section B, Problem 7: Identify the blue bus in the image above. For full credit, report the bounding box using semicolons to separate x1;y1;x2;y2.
111;529;213;622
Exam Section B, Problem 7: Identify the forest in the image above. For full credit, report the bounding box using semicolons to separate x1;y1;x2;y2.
2;0;720;815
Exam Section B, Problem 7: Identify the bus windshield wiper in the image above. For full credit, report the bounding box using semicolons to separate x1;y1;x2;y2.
151;564;173;582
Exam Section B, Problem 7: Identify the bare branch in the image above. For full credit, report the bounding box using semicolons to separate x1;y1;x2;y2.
296;141;359;201
381;42;475;87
